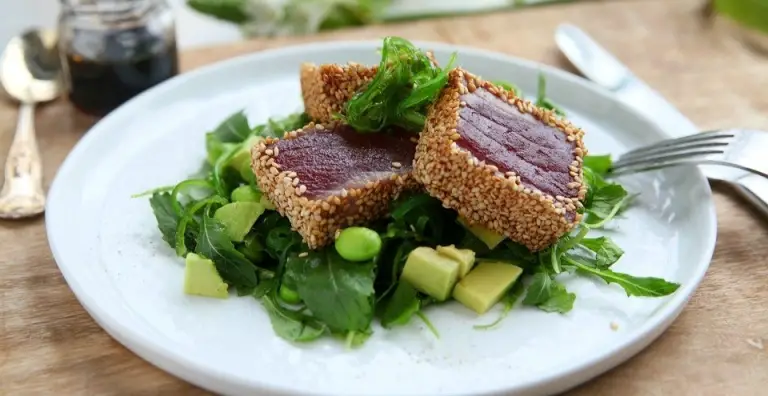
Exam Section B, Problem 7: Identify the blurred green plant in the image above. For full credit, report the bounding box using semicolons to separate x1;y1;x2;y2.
186;0;574;37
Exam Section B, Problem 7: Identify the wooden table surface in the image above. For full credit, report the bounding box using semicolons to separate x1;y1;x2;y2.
2;0;767;394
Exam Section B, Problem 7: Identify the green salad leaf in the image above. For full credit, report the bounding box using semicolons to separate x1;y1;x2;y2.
380;281;420;328
343;36;456;133
262;296;326;342
196;214;260;293
563;255;681;297
583;154;612;176
149;192;183;248
287;250;376;332
580;236;624;268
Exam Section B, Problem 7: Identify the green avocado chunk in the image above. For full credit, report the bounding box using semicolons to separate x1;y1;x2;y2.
457;217;506;249
213;202;265;242
231;185;262;203
401;247;460;301
436;244;476;278
453;261;523;314
228;135;265;181
184;253;229;299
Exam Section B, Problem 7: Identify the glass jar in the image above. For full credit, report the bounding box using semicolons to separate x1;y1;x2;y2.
58;0;179;116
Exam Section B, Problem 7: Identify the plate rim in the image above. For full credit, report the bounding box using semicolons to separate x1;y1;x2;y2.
45;39;718;396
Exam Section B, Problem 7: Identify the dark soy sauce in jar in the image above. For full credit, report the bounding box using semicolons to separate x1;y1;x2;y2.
59;0;178;117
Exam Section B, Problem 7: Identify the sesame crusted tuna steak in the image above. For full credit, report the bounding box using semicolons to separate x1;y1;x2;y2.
251;122;420;249
413;68;587;251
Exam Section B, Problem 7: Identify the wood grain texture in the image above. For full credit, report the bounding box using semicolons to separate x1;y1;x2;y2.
1;0;767;394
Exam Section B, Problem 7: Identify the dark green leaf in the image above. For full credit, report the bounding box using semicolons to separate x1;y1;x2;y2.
262;296;326;342
187;0;249;23
522;272;553;306
583;155;612;176
537;282;576;313
287;250;376;332
588;183;629;221
564;256;680;297
259;113;310;138
343;36;456;133
345;327;373;349
205;134;237;165
209;110;251;143
380;281;420;327
195;215;259;292
522;271;576;313
534;73;565;116
580;237;624;268
149;192;180;248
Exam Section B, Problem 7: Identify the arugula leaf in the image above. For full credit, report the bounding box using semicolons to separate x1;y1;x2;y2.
149;192;181;248
209;110;251;143
587;183;629;223
195;214;259;292
344;36;456;133
536;282;576;313
580;236;624;268
380;281;420;327
522;272;554;306
535;72;565;116
563;256;680;297
522;271;575;313
262;296;326;342
345;328;373;349
287;250;376;332
257;113;310;138
584;155;612;176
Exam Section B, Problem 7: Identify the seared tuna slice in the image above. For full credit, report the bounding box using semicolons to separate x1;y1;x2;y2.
300;52;439;123
251;122;419;249
413;68;587;251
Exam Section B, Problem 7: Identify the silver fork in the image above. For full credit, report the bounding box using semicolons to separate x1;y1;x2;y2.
610;129;768;178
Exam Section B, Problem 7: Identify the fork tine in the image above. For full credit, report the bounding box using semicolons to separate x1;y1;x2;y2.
609;158;704;177
619;141;730;161
612;149;724;171
621;130;734;158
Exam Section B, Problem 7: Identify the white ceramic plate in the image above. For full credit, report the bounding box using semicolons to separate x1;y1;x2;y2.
46;41;717;396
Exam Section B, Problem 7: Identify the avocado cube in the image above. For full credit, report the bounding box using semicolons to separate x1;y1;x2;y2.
228;135;265;181
214;202;265;242
184;253;229;299
231;185;262;203
401;247;460;301
457;217;506;249
453;261;523;314
436;245;476;278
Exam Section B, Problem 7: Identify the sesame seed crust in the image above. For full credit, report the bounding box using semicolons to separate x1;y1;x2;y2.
413;68;587;252
300;62;378;124
251;121;420;249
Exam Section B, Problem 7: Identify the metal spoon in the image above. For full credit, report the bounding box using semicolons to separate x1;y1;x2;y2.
0;29;61;219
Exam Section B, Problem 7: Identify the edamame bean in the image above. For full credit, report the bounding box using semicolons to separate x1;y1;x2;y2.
279;285;301;304
335;227;382;262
